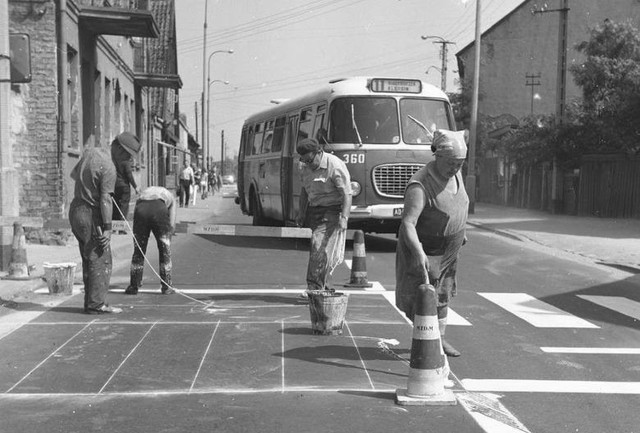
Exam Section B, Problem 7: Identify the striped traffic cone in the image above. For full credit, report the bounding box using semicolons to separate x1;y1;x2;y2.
2;222;33;280
396;284;456;405
344;230;372;288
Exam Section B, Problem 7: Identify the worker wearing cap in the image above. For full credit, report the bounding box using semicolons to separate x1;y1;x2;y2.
69;140;119;314
295;138;352;296
111;132;141;220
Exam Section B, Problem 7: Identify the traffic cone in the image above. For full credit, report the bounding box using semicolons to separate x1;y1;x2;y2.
344;230;372;288
2;222;34;280
396;284;456;405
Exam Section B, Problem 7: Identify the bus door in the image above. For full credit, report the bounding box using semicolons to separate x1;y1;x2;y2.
262;117;286;220
281;114;299;223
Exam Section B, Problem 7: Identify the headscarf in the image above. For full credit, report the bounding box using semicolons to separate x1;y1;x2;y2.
432;130;467;159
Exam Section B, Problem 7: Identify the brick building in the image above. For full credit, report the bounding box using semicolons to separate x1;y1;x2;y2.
455;0;640;211
1;0;184;267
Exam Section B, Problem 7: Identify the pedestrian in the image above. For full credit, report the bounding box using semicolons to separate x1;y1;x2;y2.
111;132;141;220
395;129;468;357
200;169;209;200
192;167;201;206
208;166;217;195
295;138;352;296
69;140;120;314
124;186;177;295
178;161;194;207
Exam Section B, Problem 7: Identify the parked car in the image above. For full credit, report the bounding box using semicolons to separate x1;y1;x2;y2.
222;174;235;185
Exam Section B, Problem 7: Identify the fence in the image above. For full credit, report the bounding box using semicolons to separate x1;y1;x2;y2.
477;154;640;219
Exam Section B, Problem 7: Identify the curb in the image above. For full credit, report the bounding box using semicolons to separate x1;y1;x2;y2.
466;221;527;242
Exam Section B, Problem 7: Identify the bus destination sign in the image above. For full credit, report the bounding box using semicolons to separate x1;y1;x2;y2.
370;78;421;94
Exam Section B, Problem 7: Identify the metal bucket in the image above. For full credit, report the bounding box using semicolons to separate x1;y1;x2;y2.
43;262;77;295
308;290;349;335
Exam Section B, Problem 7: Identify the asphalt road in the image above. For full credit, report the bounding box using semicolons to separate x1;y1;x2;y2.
1;187;639;433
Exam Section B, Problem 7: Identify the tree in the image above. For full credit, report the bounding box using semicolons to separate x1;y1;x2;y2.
569;19;640;153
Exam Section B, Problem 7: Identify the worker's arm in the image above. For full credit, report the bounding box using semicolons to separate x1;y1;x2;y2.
398;184;428;282
296;187;308;227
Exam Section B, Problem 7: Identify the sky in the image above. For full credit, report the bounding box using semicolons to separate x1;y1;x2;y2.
175;0;523;163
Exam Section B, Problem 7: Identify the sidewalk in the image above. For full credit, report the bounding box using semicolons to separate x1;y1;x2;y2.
0;200;638;304
467;203;640;273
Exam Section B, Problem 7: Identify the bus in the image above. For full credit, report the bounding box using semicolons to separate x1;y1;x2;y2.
236;77;457;233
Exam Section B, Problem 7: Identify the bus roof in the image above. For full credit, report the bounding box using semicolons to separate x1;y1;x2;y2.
243;77;449;125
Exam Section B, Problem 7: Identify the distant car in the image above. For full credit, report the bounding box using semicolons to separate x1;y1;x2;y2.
222;174;235;185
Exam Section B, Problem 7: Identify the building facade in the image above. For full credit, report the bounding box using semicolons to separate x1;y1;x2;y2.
456;0;640;212
2;0;184;267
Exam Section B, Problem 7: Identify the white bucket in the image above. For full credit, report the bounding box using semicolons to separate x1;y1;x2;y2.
43;262;77;295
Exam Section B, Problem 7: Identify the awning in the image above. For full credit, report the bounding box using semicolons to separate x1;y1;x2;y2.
135;73;182;89
79;6;159;38
157;141;194;156
188;133;201;150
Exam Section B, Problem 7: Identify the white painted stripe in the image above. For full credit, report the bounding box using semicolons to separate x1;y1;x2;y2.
462;379;640;394
345;322;375;389
466;412;531;433
577;295;640;321
541;347;640;354
479;293;599;328
99;322;158;394
457;392;531;433
6;322;94;393
380;291;471;326
190;320;220;393
108;287;387;296
344;259;352;269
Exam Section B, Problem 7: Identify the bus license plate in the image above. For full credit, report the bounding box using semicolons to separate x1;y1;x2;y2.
393;207;403;216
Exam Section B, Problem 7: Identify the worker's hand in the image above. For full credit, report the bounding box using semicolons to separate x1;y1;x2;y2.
338;215;348;231
295;213;305;227
97;229;111;250
134;187;139;195
462;236;468;246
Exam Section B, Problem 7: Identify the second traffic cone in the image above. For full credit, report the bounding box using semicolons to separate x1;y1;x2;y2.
344;230;372;288
396;284;456;405
2;222;33;280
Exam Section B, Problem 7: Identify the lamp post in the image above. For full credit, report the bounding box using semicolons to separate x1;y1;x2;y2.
207;79;229;169
204;48;233;167
421;35;455;92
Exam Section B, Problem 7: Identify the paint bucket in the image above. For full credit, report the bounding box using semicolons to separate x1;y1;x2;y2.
308;290;349;335
43;262;77;295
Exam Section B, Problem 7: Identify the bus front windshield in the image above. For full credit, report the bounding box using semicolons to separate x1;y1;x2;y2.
329;97;451;145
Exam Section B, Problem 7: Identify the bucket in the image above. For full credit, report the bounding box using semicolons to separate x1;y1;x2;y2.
43;262;77;295
308;290;349;335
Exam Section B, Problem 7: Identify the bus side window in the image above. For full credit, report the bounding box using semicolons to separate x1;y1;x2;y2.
271;116;286;153
252;123;264;155
313;104;327;145
261;120;274;153
246;126;255;155
298;107;314;144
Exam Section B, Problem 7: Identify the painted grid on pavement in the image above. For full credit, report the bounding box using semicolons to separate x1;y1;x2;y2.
0;290;417;396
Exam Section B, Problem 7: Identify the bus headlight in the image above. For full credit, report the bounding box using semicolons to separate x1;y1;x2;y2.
350;181;361;197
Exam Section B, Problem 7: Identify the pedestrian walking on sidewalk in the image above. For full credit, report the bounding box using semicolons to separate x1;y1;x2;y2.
200;169;209;200
179;162;194;207
295;138;352;296
111;132;141;220
69;141;121;314
192;167;201;206
125;186;177;295
395;129;468;357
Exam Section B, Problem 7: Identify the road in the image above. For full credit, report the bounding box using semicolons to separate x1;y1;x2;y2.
1;185;639;433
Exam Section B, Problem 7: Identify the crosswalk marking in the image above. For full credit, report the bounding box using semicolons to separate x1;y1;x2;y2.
577;295;640;321
478;293;599;328
541;347;640;354
379;291;471;326
462;379;640;394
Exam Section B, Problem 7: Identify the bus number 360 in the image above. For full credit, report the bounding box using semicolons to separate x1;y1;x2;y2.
343;153;365;164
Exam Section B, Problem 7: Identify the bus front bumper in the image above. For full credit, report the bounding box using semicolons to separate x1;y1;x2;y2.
349;204;403;220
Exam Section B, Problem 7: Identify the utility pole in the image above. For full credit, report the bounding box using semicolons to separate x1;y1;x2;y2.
466;0;482;214
421;35;455;92
220;130;224;177
194;101;199;142
532;0;569;213
201;0;208;167
525;73;541;114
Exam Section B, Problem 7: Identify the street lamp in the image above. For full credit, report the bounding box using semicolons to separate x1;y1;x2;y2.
421;35;455;92
207;79;230;169
203;48;233;165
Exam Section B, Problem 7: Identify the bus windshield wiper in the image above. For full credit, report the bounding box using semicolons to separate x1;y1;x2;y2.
351;104;363;147
407;115;434;141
